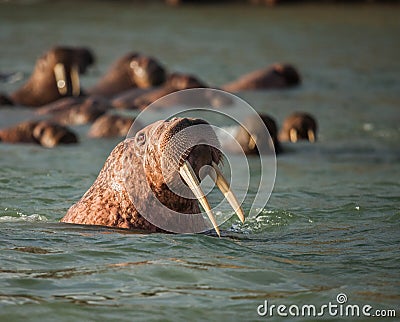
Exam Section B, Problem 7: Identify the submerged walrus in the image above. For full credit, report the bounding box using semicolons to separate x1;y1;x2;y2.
111;72;207;110
88;114;136;138
131;72;208;110
36;96;110;126
0;120;78;148
88;52;166;98
61;117;244;236
2;46;94;107
279;112;317;143
222;63;300;92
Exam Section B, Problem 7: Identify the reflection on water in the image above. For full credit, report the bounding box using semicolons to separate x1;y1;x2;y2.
1;1;400;321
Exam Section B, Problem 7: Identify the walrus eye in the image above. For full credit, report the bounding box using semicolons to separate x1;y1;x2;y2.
135;132;146;146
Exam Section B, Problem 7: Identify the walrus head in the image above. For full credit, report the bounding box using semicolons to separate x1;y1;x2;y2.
46;46;94;97
88;52;166;98
32;121;79;148
279;112;318;143
271;63;301;86
0;120;78;148
10;46;95;107
129;54;166;88
61;117;244;236
166;72;208;89
234;114;281;155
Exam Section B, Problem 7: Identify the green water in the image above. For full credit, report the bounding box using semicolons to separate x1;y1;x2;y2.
1;1;399;321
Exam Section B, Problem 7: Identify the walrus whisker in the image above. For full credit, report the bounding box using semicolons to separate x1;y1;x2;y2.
211;161;245;224
70;64;80;97
54;63;67;95
179;160;221;237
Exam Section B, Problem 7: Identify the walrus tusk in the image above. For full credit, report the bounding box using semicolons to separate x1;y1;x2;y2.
289;128;298;143
307;129;315;143
248;134;257;150
54;63;67;96
179;160;221;237
211;161;245;224
70;64;80;97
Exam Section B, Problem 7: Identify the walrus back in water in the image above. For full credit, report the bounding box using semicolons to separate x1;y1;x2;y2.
222;63;300;92
61;117;244;236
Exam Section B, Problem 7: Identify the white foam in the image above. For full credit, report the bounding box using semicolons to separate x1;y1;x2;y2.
0;213;48;223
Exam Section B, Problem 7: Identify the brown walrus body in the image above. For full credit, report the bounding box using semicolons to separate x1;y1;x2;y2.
111;72;207;110
61;117;244;235
36;96;110;126
222;63;300;92
279;112;318;143
88;52;166;98
131;72;208;110
5;46;94;107
88;114;136;138
0;120;78;148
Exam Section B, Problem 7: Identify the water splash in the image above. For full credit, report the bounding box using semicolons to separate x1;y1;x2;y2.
229;208;312;234
0;212;48;223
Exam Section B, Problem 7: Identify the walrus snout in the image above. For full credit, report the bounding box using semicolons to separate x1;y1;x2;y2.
44;46;94;97
154;117;243;235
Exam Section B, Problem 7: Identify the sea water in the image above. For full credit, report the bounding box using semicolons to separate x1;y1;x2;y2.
0;2;399;321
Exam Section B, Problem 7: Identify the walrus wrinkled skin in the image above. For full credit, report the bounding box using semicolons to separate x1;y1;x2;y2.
88;52;166;98
61;117;244;235
88;114;136;138
0;120;78;148
222;63;300;92
3;46;94;107
279;112;318;143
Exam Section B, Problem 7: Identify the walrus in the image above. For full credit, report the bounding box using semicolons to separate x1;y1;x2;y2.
237;113;281;154
0;120;78;148
279;112;317;143
222;63;300;92
2;46;94;107
36;96;110;126
61;117;244;236
88;114;137;138
88;52;166;98
131;72;208;110
111;72;207;110
224;113;281;155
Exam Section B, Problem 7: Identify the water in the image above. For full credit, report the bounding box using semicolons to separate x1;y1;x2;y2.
1;1;399;321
